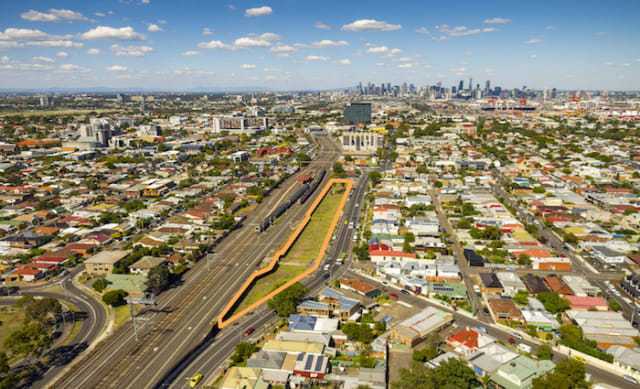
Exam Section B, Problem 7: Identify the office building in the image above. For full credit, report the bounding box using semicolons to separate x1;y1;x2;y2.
341;130;383;154
344;103;371;124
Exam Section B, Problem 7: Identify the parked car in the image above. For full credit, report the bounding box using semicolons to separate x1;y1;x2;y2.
388;293;399;300
322;273;330;280
573;355;587;364
482;306;490;314
473;326;488;334
243;327;255;336
511;332;524;340
517;343;532;353
623;375;639;384
401;289;410;295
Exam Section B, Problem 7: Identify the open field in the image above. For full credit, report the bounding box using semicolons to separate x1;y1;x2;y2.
231;184;346;316
0;309;25;352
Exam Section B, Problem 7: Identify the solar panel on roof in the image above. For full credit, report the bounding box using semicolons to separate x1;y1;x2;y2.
304;355;314;370
315;356;324;371
296;353;304;361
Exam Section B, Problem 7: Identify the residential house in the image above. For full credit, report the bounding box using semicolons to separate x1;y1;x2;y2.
84;250;130;276
387;307;452;347
488;298;524;322
490;355;555;389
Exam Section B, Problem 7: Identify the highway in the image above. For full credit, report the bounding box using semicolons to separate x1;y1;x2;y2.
51;134;341;389
165;165;371;388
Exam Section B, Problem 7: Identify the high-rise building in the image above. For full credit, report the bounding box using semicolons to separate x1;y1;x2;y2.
39;95;50;106
458;80;464;92
344;103;372;124
468;78;473;91
485;80;490;94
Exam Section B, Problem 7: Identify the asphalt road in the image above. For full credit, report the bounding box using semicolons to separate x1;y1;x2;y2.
52;134;341;389
165;166;371;388
0;270;108;389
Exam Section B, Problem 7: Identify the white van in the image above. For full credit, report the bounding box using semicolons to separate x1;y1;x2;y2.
517;344;532;353
323;264;330;271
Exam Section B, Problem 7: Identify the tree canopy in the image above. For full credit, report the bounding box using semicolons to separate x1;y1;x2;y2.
532;358;590;389
391;358;479;389
267;282;308;316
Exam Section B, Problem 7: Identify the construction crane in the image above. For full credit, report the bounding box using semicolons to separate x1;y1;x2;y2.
569;90;583;102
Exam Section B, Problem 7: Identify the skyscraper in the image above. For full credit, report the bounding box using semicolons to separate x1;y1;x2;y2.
485;80;490;94
468;78;473;91
458;80;464;92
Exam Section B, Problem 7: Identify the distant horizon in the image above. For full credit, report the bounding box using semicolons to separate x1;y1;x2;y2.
0;0;638;90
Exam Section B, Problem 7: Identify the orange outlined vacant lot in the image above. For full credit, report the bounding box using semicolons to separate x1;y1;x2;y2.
217;178;353;328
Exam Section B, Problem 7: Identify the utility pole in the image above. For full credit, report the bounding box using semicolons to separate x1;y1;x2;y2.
127;293;157;341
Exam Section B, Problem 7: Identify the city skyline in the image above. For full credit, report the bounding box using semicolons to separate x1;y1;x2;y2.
0;0;639;91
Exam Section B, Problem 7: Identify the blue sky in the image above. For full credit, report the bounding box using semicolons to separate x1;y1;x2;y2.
0;0;638;91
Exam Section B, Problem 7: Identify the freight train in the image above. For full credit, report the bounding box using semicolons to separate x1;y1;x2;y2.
255;169;326;233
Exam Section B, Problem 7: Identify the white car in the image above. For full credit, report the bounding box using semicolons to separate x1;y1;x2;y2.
623;375;639;384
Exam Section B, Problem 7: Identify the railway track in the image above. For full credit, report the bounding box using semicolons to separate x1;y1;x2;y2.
53;135;340;388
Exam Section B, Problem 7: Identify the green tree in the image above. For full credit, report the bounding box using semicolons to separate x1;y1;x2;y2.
513;290;529;305
102;289;128;307
3;322;52;360
332;161;346;178
403;232;416;253
536;343;553;360
518;253;532;265
536;292;570;314
92;278;110;293
0;352;9;374
145;263;171;292
13;295;35;308
608;299;621;311
368;171;382;187
353;245;370;261
532;358;590;389
267;282;308;316
413;347;438;362
25;297;62;324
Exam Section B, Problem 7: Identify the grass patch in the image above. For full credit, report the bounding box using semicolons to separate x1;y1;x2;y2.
114;304;135;326
280;186;344;265
0;309;26;354
231;184;345;315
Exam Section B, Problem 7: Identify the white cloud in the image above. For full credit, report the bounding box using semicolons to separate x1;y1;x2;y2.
56;51;68;57
396;57;411;62
21;8;88;22
529;54;537;59
197;40;229;49
524;38;543;44
596;31;607;36
79;26;146;41
32;56;54;63
623;63;631;67
233;36;272;48
0;42;24;50
416;27;429;34
202;28;214;35
147;24;163;32
389;48;402;55
483;17;511;24
341;19;401;32
141;0;150;3
158;20;167;24
27;41;83;48
546;26;555;30
0;56;9;63
337;59;351;65
88;48;101;55
270;44;297;56
432;24;496;39
306;55;328;61
181;50;200;56
486;68;496;73
245;6;272;17
95;12;105;17
257;32;280;41
264;75;275;81
0;28;70;41
398;63;413;68
297;39;349;48
366;45;389;54
58;63;90;72
315;22;330;30
111;44;153;56
375;62;385;66
241;64;256;69
106;65;127;71
605;62;615;66
2;63;54;71
227;4;236;10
